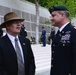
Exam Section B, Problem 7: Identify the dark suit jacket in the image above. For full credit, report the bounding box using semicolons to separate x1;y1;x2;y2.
0;34;35;75
51;23;76;75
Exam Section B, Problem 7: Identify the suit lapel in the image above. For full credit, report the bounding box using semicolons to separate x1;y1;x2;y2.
4;35;17;60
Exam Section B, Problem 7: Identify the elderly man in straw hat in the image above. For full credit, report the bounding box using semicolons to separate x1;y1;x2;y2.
0;12;35;75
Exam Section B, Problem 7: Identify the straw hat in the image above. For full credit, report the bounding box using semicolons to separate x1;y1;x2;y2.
0;12;25;28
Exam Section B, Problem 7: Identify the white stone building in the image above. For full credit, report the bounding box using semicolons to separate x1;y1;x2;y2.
0;0;52;41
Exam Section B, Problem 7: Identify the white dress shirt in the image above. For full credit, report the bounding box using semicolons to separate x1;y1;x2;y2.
59;22;69;32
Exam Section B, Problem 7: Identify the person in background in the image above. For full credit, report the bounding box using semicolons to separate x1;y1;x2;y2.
50;28;55;44
41;26;46;47
0;27;3;37
50;28;55;41
19;24;27;38
0;12;35;75
49;5;76;75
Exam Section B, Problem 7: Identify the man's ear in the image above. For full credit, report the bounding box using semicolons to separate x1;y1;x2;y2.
61;12;65;17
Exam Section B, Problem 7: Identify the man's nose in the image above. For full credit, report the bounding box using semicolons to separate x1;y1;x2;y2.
50;17;53;21
50;16;53;21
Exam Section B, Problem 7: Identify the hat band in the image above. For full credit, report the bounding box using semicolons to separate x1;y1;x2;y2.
5;17;21;21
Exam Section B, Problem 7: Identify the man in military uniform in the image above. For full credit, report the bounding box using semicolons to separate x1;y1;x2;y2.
41;27;46;47
49;5;76;75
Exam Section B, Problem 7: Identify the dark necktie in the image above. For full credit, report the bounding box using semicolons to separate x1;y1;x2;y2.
57;30;60;35
53;30;61;43
15;38;25;75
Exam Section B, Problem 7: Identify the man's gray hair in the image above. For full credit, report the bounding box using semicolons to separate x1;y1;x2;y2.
64;11;70;18
58;11;70;18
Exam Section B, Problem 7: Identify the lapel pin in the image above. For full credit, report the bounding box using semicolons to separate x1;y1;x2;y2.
63;44;65;46
62;31;64;33
23;43;25;45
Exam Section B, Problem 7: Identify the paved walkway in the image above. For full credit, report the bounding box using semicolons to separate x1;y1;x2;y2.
31;44;51;75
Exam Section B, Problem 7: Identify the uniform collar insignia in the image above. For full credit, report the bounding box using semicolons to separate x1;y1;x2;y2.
65;31;71;34
23;43;25;45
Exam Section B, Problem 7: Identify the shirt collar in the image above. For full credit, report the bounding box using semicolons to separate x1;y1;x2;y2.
59;22;69;32
7;33;18;42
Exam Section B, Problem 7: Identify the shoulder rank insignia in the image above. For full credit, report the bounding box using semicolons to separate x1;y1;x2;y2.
74;26;76;29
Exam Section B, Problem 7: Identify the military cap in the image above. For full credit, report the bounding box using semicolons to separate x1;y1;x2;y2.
49;5;68;14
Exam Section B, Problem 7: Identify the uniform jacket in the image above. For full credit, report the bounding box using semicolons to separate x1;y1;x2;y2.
41;30;46;38
0;34;35;75
41;30;46;46
51;23;76;75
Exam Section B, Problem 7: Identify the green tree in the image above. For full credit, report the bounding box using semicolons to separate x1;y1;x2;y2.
26;0;40;44
26;0;76;19
26;0;76;44
35;0;40;44
45;0;76;20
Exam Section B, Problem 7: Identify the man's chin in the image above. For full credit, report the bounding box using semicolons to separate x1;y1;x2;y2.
52;22;55;26
15;32;20;34
52;24;55;26
52;23;57;27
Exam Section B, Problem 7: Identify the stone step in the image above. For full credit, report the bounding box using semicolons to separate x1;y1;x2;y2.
36;58;50;64
35;69;50;75
31;44;51;73
36;61;51;68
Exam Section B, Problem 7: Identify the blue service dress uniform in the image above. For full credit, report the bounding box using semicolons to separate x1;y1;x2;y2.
41;29;46;46
50;23;76;75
